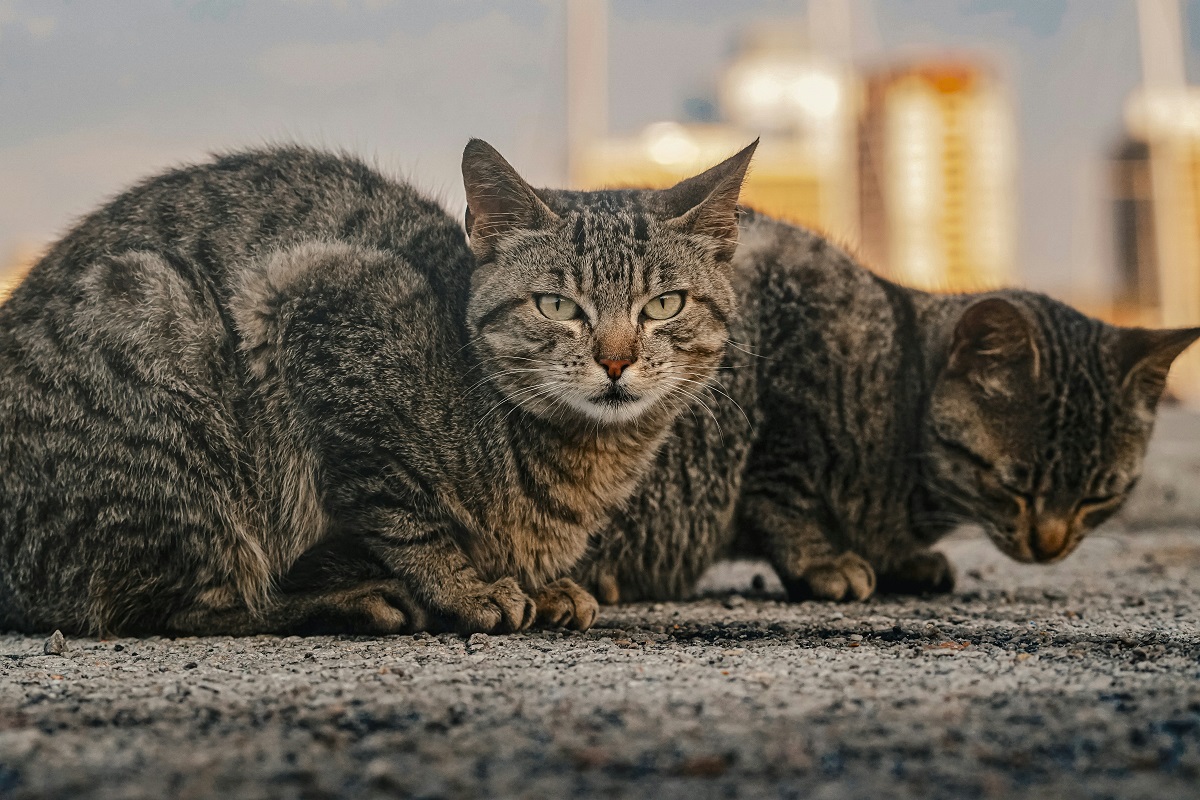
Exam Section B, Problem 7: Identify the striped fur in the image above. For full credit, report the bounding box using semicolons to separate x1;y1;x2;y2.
0;141;755;635
576;212;1200;603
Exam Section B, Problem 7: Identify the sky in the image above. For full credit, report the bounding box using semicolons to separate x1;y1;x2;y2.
1;0;1198;295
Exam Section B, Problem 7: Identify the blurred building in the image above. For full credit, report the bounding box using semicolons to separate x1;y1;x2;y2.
858;61;1016;293
0;243;41;304
569;15;861;240
566;3;1016;294
1117;86;1200;402
1110;1;1200;406
1111;137;1158;323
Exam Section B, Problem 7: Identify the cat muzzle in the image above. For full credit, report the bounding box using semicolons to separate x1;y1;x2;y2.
1029;517;1072;562
597;356;635;380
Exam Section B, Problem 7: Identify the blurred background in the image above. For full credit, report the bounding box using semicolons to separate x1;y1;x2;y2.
3;0;1200;403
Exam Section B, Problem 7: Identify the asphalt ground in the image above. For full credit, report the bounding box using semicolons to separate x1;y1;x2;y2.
0;411;1198;800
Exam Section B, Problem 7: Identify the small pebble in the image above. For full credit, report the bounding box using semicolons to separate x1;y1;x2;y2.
467;633;491;652
43;630;68;656
723;594;746;609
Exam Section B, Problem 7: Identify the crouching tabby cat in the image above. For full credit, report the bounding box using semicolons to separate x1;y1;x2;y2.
576;211;1200;603
0;139;757;636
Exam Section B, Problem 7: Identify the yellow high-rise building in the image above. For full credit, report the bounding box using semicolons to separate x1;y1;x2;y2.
858;62;1016;292
569;24;861;242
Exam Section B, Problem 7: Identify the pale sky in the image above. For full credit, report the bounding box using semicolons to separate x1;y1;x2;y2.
3;1;1199;295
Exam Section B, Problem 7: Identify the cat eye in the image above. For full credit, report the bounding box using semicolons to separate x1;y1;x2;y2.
642;291;685;321
535;294;581;321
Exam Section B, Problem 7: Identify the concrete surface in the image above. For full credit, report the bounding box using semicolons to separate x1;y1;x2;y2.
1;525;1198;800
1120;408;1200;529
0;410;1197;800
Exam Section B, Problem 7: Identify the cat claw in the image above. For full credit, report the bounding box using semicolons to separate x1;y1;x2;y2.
533;578;600;631
449;577;536;635
330;579;423;635
877;551;956;596
784;552;876;602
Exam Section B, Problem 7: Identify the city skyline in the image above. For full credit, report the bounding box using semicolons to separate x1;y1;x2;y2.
4;1;1200;300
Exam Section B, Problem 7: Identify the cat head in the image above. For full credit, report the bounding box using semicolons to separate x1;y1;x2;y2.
924;293;1200;563
461;138;756;426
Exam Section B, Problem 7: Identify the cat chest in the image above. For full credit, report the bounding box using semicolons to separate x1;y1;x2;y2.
464;466;636;586
463;501;593;586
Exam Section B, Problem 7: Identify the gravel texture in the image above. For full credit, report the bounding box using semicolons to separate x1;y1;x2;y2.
1;409;1198;800
1;527;1198;800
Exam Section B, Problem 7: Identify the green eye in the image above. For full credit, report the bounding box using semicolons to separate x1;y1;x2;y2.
536;294;580;321
642;291;684;321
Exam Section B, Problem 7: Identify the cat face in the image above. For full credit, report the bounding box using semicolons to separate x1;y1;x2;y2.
924;295;1200;563
461;139;755;426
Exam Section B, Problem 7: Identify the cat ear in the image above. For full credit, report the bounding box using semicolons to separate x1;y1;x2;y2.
462;139;559;262
1116;325;1200;403
663;139;759;261
946;298;1039;382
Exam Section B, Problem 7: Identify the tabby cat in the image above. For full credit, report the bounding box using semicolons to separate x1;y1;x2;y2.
0;139;757;636
576;211;1200;603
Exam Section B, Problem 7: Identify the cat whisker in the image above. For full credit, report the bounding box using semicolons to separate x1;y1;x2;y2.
662;378;723;441
724;339;769;359
675;370;754;433
452;333;487;357
473;381;566;434
463;367;551;397
500;382;569;428
464;354;558;374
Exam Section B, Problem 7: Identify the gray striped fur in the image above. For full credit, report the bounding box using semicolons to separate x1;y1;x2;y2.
576;212;1200;603
0;141;756;635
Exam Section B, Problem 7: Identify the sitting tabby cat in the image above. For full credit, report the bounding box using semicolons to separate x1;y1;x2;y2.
0;139;757;636
576;211;1200;603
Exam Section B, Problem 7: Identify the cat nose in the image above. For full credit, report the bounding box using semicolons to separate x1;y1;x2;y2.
597;356;635;380
1030;517;1070;562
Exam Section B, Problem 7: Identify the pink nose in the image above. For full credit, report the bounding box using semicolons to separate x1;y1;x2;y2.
598;357;634;380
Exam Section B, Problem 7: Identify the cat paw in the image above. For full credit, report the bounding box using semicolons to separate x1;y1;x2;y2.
448;577;537;635
594;573;621;606
341;580;424;634
292;579;425;636
877;551;956;596
533;578;600;631
783;552;876;602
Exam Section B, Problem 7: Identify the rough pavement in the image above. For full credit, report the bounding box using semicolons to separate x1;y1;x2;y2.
0;526;1198;800
0;409;1198;800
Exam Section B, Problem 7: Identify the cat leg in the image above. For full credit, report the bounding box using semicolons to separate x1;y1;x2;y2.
291;533;594;631
594;573;621;605
365;517;537;635
740;496;876;602
532;578;600;630
876;550;956;596
784;552;877;602
165;580;426;636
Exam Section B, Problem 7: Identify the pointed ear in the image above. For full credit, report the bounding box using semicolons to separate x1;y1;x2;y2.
462;138;559;262
663;138;758;261
946;298;1039;381
1117;325;1200;402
